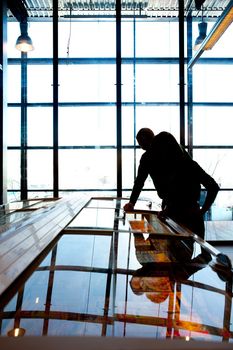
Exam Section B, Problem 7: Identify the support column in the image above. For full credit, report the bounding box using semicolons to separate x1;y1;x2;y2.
53;0;59;198
187;14;193;157
20;53;28;200
116;0;122;197
0;0;8;204
179;0;185;147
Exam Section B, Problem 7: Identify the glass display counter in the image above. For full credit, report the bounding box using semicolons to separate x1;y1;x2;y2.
0;197;232;344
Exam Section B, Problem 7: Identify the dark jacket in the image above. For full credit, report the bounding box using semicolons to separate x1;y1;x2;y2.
130;131;219;210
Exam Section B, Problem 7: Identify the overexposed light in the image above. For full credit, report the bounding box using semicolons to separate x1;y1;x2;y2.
14;328;20;337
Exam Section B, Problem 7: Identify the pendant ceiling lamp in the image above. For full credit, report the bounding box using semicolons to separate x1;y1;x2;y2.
15;21;34;52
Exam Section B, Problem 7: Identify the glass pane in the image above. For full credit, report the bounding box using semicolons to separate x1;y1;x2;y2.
7;107;20;146
28;107;53;146
59;64;116;103
136;106;180;140
59;149;116;189
7;191;21;203
7;21;21;58
122;64;134;102
59;106;116;146
69;208;115;229
28;22;53;58
122;149;135;189
136;65;179;102
28;191;54;199
59;21;115;58
7;65;21;103
7;150;20;190
122;106;135;146
48;320;102;336
193;149;233;188
28;150;53;190
0;319;15;336
193;64;233;102
55;235;111;268
136;21;179;57
51;271;107;315
193;107;233;145
27;65;53;102
22;271;50;310
210;190;233;213
121;20;134;57
20;319;44;336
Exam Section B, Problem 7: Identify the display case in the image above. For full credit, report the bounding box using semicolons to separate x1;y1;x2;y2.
0;196;232;344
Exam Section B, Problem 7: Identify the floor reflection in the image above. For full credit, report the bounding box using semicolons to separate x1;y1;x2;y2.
0;198;232;342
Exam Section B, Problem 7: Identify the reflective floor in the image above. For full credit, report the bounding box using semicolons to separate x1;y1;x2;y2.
0;197;233;342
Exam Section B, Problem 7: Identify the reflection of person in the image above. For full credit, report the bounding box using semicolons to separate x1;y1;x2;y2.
124;128;219;239
130;232;209;303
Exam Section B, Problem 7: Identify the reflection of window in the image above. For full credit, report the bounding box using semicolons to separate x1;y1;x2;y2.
20;319;44;336
22;272;50;311
55;235;111;267
0;198;232;339
51;271;107;315
48;320;102;336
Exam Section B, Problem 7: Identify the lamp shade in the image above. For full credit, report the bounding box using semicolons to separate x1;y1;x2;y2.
15;33;34;52
7;327;26;337
15;22;34;52
194;21;208;51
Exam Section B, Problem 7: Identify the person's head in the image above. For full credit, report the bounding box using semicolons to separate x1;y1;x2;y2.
130;275;172;303
136;128;155;150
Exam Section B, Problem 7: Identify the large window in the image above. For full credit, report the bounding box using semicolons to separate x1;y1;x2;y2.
6;13;233;225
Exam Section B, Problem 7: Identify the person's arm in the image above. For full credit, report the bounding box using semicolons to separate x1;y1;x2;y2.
124;156;149;211
194;161;220;216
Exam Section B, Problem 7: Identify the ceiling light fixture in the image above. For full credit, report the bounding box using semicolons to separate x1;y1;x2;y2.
194;21;208;50
7;327;26;337
193;6;208;51
188;0;233;69
15;21;34;53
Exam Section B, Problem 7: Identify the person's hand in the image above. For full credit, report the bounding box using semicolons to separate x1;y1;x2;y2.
123;202;135;212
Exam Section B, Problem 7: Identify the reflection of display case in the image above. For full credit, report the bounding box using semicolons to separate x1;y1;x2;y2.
0;196;233;345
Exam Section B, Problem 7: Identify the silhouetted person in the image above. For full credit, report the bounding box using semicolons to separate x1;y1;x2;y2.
124;128;219;239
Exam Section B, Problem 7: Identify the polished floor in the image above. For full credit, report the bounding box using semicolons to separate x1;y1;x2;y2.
0;197;233;343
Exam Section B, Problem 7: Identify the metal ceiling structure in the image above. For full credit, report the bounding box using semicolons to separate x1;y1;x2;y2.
7;0;232;19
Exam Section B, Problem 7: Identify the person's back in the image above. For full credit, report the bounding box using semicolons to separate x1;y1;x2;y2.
124;128;219;239
143;131;190;202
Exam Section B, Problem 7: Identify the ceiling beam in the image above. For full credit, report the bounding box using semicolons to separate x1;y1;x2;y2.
7;0;28;22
